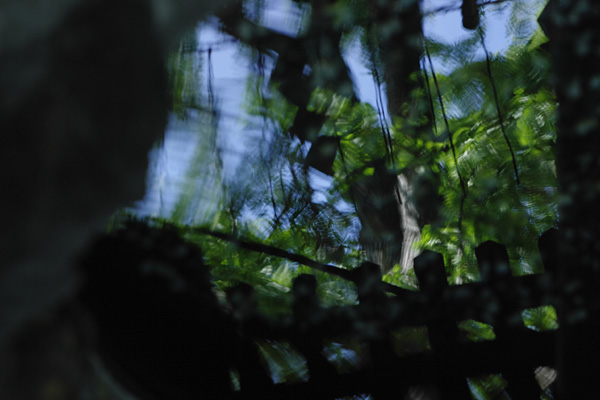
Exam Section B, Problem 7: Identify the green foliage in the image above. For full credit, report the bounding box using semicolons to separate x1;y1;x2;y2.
468;374;508;400
522;305;559;331
458;320;496;342
417;22;557;282
257;341;309;383
136;1;558;397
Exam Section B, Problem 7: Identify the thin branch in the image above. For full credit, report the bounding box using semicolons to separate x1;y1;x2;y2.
207;48;216;118
424;45;467;232
207;47;224;174
336;137;361;215
278;169;293;218
478;28;520;185
267;171;279;224
365;36;404;208
193;226;354;280
421;58;438;136
371;57;394;165
372;62;405;206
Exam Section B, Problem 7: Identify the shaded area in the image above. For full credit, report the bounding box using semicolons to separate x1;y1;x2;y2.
3;0;599;399
77;218;560;399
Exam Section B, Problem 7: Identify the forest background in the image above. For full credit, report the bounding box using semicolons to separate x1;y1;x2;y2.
141;0;556;328
124;0;557;397
4;0;596;398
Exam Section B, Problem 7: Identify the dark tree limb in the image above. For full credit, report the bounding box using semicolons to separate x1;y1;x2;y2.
153;220;412;296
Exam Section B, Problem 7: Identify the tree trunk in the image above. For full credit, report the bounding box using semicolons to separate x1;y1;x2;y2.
354;0;430;274
540;0;600;397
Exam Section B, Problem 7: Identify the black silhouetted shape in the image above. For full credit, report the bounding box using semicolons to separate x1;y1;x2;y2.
80;220;234;399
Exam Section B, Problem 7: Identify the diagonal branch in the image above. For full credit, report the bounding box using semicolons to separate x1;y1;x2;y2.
478;28;520;184
190;225;354;280
148;218;411;296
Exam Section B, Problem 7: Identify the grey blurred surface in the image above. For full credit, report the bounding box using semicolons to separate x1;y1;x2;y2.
0;0;232;398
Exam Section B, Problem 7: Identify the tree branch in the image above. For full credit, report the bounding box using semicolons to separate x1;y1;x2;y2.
190;225;354;280
151;219;411;297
